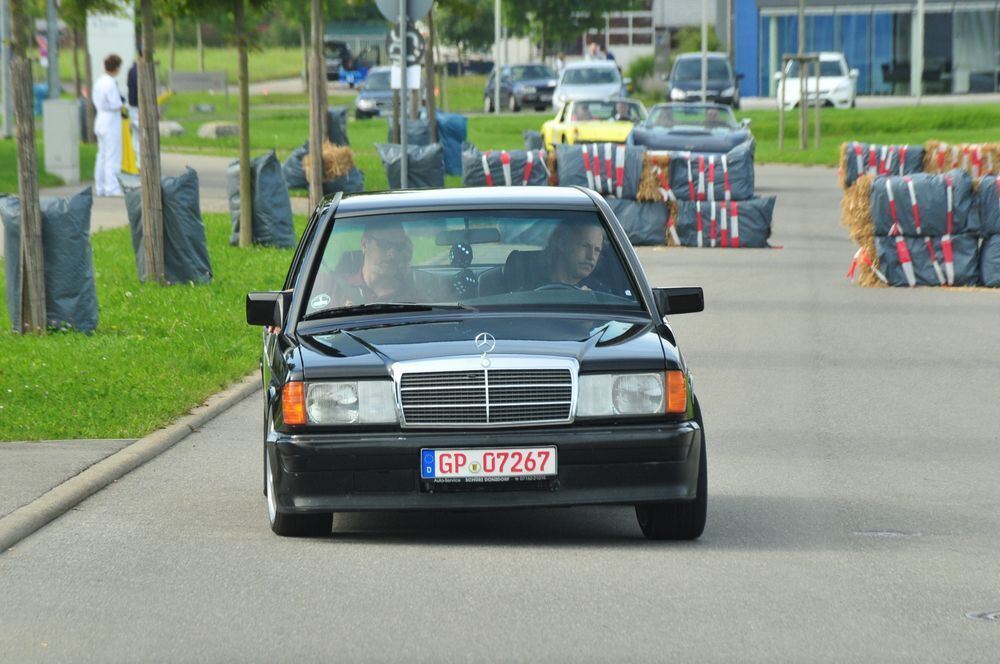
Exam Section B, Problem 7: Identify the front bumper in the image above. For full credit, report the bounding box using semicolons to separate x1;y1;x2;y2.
268;421;701;513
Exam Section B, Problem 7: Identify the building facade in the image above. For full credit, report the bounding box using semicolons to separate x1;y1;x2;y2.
734;0;1000;97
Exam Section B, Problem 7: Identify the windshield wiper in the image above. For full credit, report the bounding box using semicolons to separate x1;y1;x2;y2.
303;302;475;320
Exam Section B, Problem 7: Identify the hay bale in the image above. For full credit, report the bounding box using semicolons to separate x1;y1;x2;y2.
840;173;874;245
303;142;355;183
546;150;558;186
636;154;670;202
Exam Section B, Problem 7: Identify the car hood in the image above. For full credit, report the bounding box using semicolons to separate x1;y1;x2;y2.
574;121;636;142
671;78;733;92
556;83;621;101
629;126;751;153
298;314;674;379
511;77;557;88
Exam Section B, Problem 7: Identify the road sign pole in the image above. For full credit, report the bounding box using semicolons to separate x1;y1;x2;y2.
494;0;500;115
1;0;13;138
399;0;408;189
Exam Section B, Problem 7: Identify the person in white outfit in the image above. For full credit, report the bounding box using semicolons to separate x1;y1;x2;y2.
93;54;124;196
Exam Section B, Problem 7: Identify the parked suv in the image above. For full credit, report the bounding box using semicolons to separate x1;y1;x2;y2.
667;53;741;109
483;64;559;112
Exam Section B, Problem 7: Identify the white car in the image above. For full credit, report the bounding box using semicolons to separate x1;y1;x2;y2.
553;61;629;107
774;52;858;110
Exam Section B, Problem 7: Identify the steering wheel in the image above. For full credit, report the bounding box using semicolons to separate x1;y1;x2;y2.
533;283;581;291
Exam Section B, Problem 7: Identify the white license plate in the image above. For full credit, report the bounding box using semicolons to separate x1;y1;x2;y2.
540;94;552;102
420;447;557;481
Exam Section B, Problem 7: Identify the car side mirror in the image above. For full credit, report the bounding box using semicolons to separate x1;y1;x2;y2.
736;72;745;81
849;68;859;79
773;71;783;81
652;287;704;316
740;118;752;129
246;290;292;327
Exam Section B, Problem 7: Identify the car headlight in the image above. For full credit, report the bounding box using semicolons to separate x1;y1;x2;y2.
576;373;663;417
670;88;687;101
721;86;735;97
287;380;397;425
356;98;376;110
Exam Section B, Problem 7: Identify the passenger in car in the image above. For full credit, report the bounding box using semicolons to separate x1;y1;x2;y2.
312;222;422;309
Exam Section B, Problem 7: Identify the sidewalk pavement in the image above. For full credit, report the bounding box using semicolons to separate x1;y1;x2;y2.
0;152;311;257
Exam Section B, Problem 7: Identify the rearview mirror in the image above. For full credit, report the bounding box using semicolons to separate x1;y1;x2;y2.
246;290;292;327
652;287;704;316
435;227;501;246
740;118;752;129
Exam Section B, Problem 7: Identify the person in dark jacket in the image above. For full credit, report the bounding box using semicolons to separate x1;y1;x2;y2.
127;50;140;167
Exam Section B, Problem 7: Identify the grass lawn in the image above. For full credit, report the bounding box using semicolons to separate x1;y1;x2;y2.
0;139;97;194
58;46;305;86
0;212;301;441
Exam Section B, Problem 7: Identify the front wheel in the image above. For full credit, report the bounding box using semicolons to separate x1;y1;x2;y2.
508;94;520;112
483;95;493;113
266;452;332;537
635;400;707;540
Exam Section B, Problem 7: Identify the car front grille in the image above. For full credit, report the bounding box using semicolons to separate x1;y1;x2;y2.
399;367;574;427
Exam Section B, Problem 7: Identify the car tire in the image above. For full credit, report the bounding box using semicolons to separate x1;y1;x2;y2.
483;96;493;113
266;451;332;537
508;94;519;112
635;399;707;541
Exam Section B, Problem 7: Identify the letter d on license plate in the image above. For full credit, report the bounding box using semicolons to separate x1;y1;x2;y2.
420;447;557;480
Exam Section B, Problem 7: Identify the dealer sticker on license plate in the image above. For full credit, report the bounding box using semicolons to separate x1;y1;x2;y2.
420;447;557;481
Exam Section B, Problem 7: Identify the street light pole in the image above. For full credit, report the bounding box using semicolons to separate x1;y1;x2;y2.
399;0;408;188
700;0;707;103
493;0;500;115
46;0;58;98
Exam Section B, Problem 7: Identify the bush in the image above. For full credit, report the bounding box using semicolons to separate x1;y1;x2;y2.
626;55;655;90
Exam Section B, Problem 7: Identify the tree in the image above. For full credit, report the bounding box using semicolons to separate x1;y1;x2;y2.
9;0;45;332
137;0;166;282
504;0;642;59
437;0;494;53
307;0;323;210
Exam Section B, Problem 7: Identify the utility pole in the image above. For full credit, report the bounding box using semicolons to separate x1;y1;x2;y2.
913;0;924;103
797;0;806;150
46;0;59;98
399;0;408;188
308;0;323;210
493;0;500;114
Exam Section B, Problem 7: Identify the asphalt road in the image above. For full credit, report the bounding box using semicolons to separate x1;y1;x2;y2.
2;165;1000;662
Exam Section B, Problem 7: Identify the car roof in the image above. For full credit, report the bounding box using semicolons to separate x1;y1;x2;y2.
570;98;642;105
335;187;596;217
563;60;619;70
675;52;728;60
651;102;733;111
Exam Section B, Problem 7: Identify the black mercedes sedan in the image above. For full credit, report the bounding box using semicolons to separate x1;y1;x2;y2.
628;102;752;153
246;187;706;540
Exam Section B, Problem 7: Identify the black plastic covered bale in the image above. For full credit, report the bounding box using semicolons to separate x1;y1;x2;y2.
523;130;544;151
555;143;646;199
870;169;978;236
668;141;755;202
1;188;98;332
327;106;350;146
842;141;925;189
673;196;775;248
980;235;1000;287
977;175;1000;237
376;143;445;189
282;141;365;194
875;233;980;287
227;151;297;248
437;112;468;176
604;198;667;246
386;117;431;146
121;168;213;284
461;144;549;187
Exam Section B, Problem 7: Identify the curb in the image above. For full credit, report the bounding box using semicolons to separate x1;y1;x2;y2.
0;373;259;553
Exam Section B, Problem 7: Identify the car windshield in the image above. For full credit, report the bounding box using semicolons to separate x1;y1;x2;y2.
304;210;643;319
562;67;620;85
510;65;555;81
365;70;391;90
570;100;643;122
673;57;731;81
785;60;846;77
646;104;737;131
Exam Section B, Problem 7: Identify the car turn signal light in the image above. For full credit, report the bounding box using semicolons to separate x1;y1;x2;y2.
282;381;307;425
665;371;687;415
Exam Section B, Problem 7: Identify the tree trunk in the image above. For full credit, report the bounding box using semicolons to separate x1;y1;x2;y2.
72;28;81;97
82;28;95;143
139;0;165;283
10;0;45;333
169;17;176;77
235;0;252;248
197;22;205;72
308;0;324;210
300;22;308;92
424;9;437;142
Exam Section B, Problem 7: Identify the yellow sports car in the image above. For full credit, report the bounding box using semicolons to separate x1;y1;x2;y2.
541;99;647;150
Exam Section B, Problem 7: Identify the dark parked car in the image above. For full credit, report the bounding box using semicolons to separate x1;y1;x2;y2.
667;52;742;109
246;187;707;540
628;102;752;153
484;63;559;112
